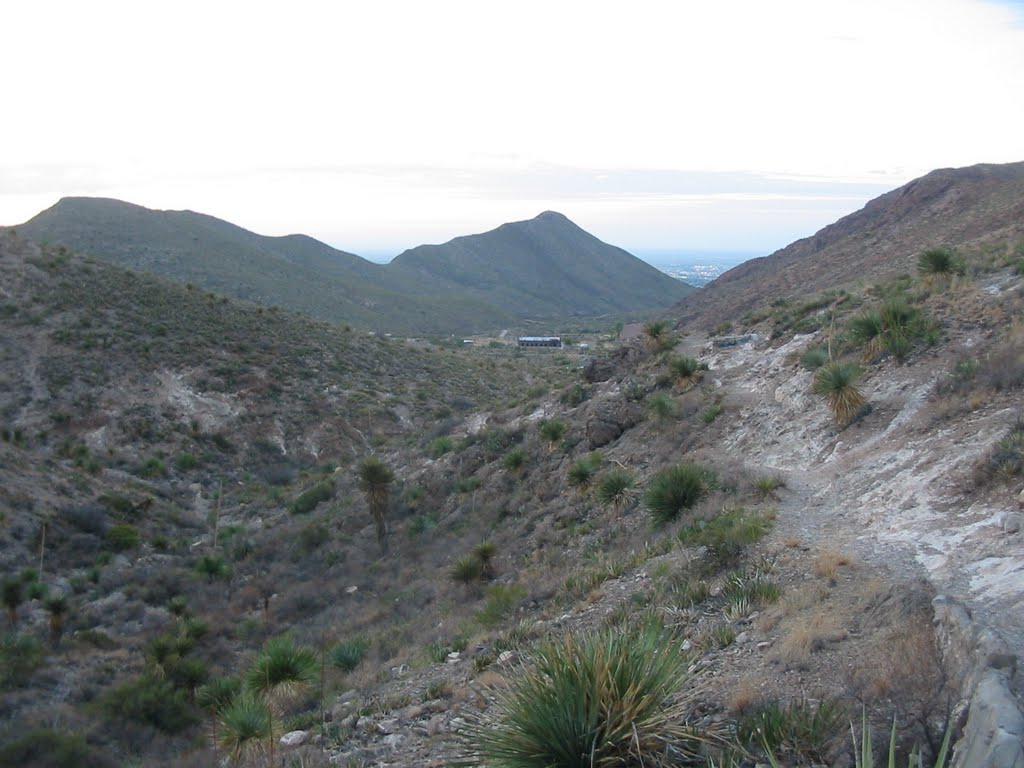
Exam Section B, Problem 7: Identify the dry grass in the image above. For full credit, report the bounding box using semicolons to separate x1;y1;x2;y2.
813;549;852;579
783;536;802;548
777;614;847;667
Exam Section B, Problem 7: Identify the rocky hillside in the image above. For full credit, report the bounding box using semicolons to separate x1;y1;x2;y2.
675;161;1024;332
2;172;1024;768
9;199;690;335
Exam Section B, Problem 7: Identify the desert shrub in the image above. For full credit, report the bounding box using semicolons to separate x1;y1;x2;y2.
174;452;200;471
566;453;602;491
503;448;527;472
596;468;638;513
978;417;1024;484
0;728;114;768
812;361;865;428
669;355;704;389
703;404;724;423
539;419;566;444
428;436;453;458
737;698;845;764
138;456;167;478
105;523;140;551
751;474;786;499
560;383;590;407
101;675;199;734
0;632;45;688
465;624;719;766
289;480;333;515
476;584;526;628
330;637;369;673
917;246;964;276
63;503;108;535
677;507;773;567
455;475;483;494
297;520;328;554
645;464;716;527
722;569;782;616
451;554;484;584
800;347;829;370
647;392;677;422
407;512;438;537
194;554;232;583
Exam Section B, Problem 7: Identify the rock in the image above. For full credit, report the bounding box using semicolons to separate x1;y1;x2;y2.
426;714;447;736
356;716;374;731
585;401;643;449
1001;512;1022;534
345;585;359;594
497;650;517;665
735;631;752;644
446;651;460;663
381;733;404;750
681;639;693;652
279;730;308;747
1017;488;1024;509
377;719;399;734
403;704;426;719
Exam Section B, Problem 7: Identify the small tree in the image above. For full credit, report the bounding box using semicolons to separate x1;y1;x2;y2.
358;457;395;554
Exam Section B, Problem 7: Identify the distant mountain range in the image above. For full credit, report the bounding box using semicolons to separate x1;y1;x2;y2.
8;199;692;335
673;161;1024;330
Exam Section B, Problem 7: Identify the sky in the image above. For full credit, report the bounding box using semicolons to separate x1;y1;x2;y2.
3;0;1024;262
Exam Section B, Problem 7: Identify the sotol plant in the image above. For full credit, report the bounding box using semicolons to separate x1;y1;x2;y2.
812;361;865;428
645;464;716;527
466;623;722;766
358;457;395;553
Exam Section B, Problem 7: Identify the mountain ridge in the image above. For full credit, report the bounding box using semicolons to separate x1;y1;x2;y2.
674;160;1024;330
9;199;691;334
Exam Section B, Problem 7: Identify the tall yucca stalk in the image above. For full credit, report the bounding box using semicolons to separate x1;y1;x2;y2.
358;457;394;554
467;625;722;767
813;361;865;428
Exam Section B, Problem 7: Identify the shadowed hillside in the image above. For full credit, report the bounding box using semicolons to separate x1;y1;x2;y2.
676;161;1024;331
10;200;690;335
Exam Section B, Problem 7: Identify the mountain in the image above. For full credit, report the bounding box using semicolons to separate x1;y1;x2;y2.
3;158;1024;765
674;161;1024;330
10;199;691;334
389;211;692;318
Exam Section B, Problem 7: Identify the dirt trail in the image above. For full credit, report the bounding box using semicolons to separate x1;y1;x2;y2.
699;332;1024;667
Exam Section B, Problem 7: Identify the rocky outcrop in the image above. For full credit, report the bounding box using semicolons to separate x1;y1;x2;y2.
933;595;1024;768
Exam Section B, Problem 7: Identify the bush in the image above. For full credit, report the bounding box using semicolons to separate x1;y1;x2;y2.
703;404;724;423
800;347;829;371
330;637;369;673
566;453;602;491
677;507;773;567
476;584;526;628
503;448;527;473
596;468;637;513
917;246;964;276
539;419;567;444
0;632;45;688
101;675;199;733
0;728;114;768
560;383;590;407
813;361;865;428
429;436;453;458
669;356;704;389
737;698;845;764
645;464;716;527
105;523;140;551
289;480;333;515
647;392;677;422
466;624;718;766
451;554;484;584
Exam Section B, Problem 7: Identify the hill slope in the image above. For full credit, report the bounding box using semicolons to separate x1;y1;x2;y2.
390;210;693;318
675;161;1024;331
10;199;690;334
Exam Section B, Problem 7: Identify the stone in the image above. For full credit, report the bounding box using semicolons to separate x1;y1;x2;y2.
446;651;460;663
497;650;517;665
1001;512;1022;534
381;733;404;750
279;730;308;747
735;631;752;644
345;585;359;594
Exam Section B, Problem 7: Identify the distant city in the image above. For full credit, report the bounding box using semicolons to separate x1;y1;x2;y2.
632;249;761;288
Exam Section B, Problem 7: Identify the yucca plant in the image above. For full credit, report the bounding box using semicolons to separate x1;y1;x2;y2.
800;347;829;371
647;392;677;423
246;635;318;706
218;693;271;766
566;453;601;492
850;713;952;768
358;456;394;553
43;594;68;646
812;361;865;428
917;246;963;277
451;554;484;584
669;355;704;390
466;624;722;766
645;464;716;527
848;311;885;361
329;637;369;673
198;675;241;760
642;319;672;351
596;469;638;514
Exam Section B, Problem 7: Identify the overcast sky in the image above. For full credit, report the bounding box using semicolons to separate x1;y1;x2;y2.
3;1;1023;260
